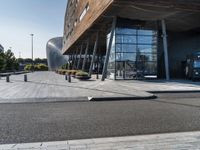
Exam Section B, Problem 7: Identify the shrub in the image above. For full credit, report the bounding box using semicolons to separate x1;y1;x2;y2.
24;64;34;71
56;69;81;76
33;64;48;71
71;70;78;76
76;71;91;80
76;71;89;77
35;64;48;71
67;70;79;76
61;64;68;69
24;64;48;71
55;69;67;75
60;69;67;75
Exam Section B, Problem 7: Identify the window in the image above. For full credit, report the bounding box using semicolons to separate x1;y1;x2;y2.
70;0;75;6
74;19;77;27
79;3;89;21
194;60;200;68
76;0;79;7
108;27;158;80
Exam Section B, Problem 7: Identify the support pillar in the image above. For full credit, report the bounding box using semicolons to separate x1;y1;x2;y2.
77;44;83;70
72;51;76;69
161;19;170;80
73;48;79;69
82;39;89;71
89;32;99;77
97;53;100;79
101;16;117;81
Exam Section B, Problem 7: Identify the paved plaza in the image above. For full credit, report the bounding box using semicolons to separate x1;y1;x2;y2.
0;71;200;103
1;131;200;150
1;72;200;149
0;71;154;103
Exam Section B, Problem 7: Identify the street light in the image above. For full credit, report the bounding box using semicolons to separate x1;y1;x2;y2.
30;34;34;71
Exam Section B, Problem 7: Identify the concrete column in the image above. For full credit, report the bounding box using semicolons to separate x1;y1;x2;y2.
82;39;89;71
77;44;83;69
73;48;79;69
102;16;117;81
97;53;100;78
89;32;99;77
72;51;76;69
69;55;72;69
161;19;170;80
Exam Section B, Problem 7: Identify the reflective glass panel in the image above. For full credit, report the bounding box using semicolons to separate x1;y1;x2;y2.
107;27;158;79
116;28;137;35
138;36;154;44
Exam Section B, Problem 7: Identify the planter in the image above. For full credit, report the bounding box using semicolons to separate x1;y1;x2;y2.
76;75;91;80
71;75;76;78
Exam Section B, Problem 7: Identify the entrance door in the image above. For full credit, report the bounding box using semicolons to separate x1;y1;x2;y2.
115;61;125;79
115;60;137;80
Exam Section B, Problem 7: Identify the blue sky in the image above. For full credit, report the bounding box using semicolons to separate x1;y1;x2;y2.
0;0;67;58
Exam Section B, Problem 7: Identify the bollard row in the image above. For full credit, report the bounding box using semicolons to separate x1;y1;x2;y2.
4;74;28;83
68;74;71;83
65;74;71;83
6;75;10;82
5;74;72;83
24;74;27;82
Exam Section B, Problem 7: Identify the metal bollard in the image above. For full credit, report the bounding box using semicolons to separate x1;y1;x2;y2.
96;73;99;79
68;74;71;83
24;74;27;82
6;75;10;82
65;74;68;80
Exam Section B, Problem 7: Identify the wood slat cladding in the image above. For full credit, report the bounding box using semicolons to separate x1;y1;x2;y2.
63;0;114;54
63;0;200;54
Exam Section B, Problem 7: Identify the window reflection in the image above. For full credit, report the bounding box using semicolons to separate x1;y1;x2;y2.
108;27;158;79
116;28;137;35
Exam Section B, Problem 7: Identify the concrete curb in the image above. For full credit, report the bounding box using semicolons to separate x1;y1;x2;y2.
0;97;89;104
149;90;200;94
0;95;157;104
88;95;157;101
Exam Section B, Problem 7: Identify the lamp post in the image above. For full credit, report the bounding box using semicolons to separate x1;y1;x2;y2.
30;34;34;71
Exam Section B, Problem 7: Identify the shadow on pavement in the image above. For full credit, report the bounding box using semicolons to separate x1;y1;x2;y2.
11;79;143;97
150;99;200;109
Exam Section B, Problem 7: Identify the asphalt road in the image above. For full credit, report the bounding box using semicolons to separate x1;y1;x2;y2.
1;93;200;144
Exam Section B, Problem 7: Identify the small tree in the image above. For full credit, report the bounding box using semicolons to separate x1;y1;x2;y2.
17;58;24;64
3;49;19;71
0;51;4;71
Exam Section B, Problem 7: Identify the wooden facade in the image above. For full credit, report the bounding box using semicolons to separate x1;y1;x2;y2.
62;0;200;80
63;0;114;54
63;0;200;55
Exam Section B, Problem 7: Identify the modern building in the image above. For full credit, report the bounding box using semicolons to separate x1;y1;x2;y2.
46;37;68;71
62;0;200;80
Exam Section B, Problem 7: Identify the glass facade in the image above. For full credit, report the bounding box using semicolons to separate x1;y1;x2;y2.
107;27;158;80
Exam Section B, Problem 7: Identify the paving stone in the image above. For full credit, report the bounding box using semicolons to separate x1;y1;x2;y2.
1;131;200;150
68;139;94;145
0;72;154;103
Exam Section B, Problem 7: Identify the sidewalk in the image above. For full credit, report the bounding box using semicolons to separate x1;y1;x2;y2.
0;72;154;103
1;131;200;150
0;71;200;103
